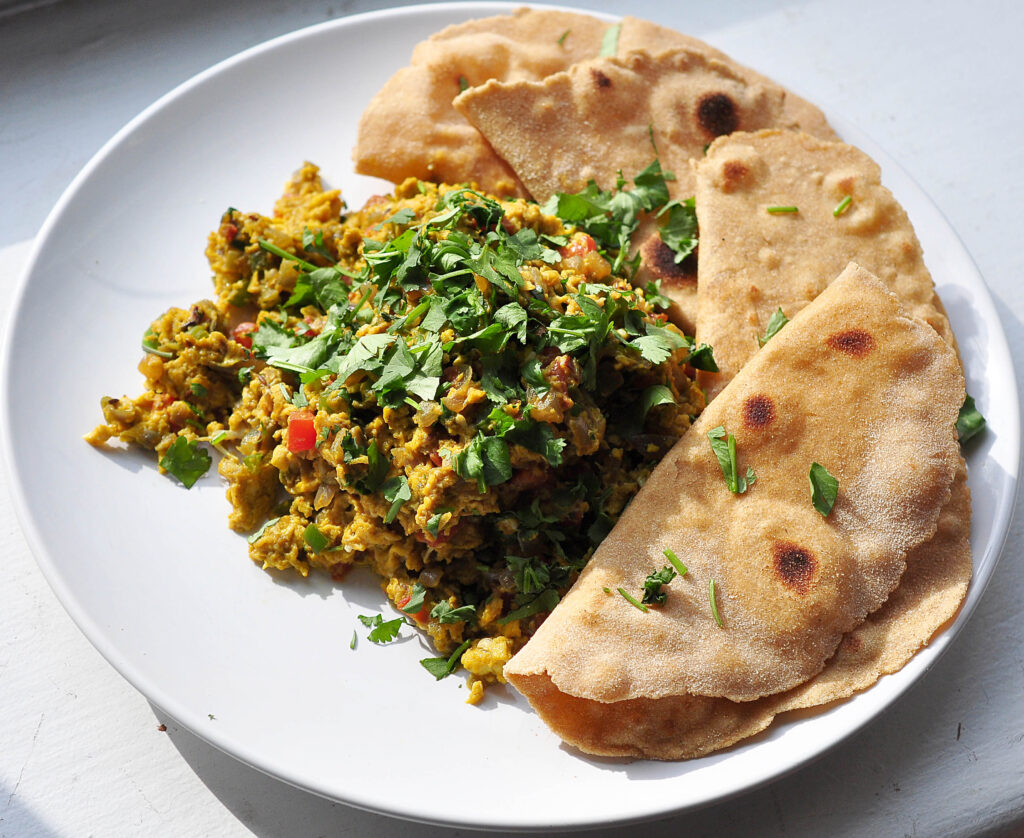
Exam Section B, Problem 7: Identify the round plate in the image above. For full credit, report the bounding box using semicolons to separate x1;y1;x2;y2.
2;2;1018;830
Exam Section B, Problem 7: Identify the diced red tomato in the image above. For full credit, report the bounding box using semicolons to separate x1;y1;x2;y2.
232;321;257;349
222;223;239;242
559;233;598;260
287;409;316;453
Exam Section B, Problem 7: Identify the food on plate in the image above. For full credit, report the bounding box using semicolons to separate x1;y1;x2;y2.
86;163;705;696
88;7;979;760
692;129;958;401
504;264;965;753
453;49;830;205
354;8;609;196
505;459;971;760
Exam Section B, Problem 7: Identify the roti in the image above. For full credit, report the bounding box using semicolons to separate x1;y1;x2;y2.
507;459;971;759
505;263;963;711
693;129;957;401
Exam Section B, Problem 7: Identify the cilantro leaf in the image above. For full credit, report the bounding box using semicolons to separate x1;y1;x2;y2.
639;384;676;420
374;208;417;229
497;588;561;624
657;198;698;263
159;435;211;489
809;462;839;516
687;343;718;372
430;601;477;624
494;302;528;343
357;613;404;644
453;435;512;493
957;394;986;443
642;566;677;605
420;639;472;680
631;322;687;364
758;308;789;347
400;582;427;614
707;426;756;494
381;475;411;524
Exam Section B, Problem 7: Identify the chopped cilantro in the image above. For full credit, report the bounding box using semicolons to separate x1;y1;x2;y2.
957;394;986;443
381;475;411;524
159;435;211;489
142;328;173;359
420;639;472;680
617;586;649;612
374;208;417;229
707;426;756;494
663;548;688;577
809;462;839;516
642;566;677;605
458;75;469;93
600;23;620;57
430;601;477;624
640;384;676;420
709;579;723;626
358;613;404;644
657;198;698;263
557;28;570;46
189;382;208;399
758;308;789;347
497;588;560;624
687;343;718;372
247;517;280;545
453;434;512;493
400;583;427;614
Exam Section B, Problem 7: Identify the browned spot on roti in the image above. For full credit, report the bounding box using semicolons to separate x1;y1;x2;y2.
772;543;817;595
827;329;875;357
842;633;863;652
591;68;612;89
743;394;776;429
697;92;738;137
719;159;751;193
640;235;697;287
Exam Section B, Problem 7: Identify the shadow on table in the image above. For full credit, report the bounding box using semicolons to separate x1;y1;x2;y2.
0;782;65;838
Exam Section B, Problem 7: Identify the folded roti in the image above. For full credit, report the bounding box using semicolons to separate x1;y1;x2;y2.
454;48;828;204
505;263;963;712
353;8;608;196
693;129;957;401
509;459;971;759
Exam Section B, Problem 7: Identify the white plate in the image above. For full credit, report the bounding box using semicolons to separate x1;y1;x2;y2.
2;2;1019;830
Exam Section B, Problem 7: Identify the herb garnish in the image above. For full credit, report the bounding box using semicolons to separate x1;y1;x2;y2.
600;23;620;57
709;579;723;626
400;582;427;615
642;566;677;605
159;435;211;488
421;639;472;680
358;613;404;644
707;426;756;493
833;195;853;217
766;205;799;214
557;29;570;46
663;548;688;576
957;394;986;442
809;462;839;516
617;586;649;612
758;307;789;346
302;523;330;552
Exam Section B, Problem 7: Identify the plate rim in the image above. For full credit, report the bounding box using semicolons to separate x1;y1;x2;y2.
2;2;1019;830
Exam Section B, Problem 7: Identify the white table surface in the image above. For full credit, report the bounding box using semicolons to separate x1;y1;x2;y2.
2;0;1023;836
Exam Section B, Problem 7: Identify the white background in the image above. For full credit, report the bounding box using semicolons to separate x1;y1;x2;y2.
1;0;1022;836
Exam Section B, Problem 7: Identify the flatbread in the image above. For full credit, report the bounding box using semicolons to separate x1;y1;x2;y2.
455;48;820;204
693;129;957;401
353;8;608;196
505;263;963;709
509;460;971;760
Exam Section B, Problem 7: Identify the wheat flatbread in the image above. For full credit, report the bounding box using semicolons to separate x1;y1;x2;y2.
353;8;608;195
509;460;971;759
693;129;957;401
506;263;963;714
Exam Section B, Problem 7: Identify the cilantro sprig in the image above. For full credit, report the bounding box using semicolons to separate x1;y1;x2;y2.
159;435;211;489
707;426;756;494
